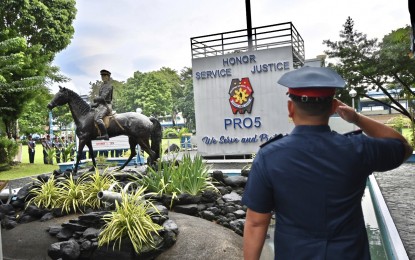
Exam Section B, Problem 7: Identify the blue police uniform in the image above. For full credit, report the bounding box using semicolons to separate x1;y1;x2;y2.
242;125;405;259
242;66;407;259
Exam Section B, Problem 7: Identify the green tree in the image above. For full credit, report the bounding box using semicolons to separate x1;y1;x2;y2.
378;26;415;106
51;105;73;134
176;67;195;130
0;0;76;138
154;67;182;123
1;0;76;58
155;67;182;102
138;72;172;117
0;36;37;137
114;71;145;113
18;87;52;136
323;17;415;121
114;69;176;117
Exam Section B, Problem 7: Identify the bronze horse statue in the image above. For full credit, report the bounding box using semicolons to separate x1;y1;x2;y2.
47;86;162;173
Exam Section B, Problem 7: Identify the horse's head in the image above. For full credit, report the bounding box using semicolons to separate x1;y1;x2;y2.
47;86;70;110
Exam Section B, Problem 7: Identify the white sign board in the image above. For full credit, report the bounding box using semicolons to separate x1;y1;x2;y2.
79;135;130;151
192;46;295;156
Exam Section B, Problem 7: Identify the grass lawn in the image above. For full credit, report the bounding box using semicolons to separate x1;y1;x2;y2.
0;139;181;180
0;145;56;180
0;163;56;180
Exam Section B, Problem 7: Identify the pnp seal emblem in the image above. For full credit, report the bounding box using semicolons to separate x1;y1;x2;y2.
228;78;254;114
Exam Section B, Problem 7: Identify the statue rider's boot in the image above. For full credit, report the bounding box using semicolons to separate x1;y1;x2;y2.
96;121;109;140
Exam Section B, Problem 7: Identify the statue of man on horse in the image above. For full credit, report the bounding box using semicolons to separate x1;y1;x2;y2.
47;86;162;173
92;69;113;140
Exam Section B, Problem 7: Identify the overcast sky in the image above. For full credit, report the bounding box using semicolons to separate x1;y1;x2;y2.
52;0;411;95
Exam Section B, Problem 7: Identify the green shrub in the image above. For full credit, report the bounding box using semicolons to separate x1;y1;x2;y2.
95;155;107;165
141;154;218;196
0;137;19;165
27;175;62;209
46;148;55;164
81;169;117;209
177;128;189;139
139;159;177;195
58;174;86;213
98;187;163;253
175;154;217;195
162;128;178;139
121;149;130;158
27;168;119;213
86;155;118;168
386;116;412;132
62;142;76;162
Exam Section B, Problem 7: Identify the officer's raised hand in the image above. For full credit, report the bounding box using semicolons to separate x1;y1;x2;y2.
335;99;359;123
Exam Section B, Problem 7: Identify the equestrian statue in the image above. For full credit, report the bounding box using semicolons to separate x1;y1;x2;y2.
47;86;162;173
93;69;113;140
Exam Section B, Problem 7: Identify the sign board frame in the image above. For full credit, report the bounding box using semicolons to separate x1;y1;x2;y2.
192;46;295;156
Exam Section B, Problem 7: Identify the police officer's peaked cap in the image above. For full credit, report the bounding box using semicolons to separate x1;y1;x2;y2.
278;66;345;89
278;66;345;102
100;69;111;76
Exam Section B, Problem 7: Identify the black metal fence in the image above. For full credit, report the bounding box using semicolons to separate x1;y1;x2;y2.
191;22;305;67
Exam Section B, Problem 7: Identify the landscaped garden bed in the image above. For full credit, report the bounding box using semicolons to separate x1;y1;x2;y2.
0;154;250;259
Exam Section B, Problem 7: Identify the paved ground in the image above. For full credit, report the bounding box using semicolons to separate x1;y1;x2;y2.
374;164;415;259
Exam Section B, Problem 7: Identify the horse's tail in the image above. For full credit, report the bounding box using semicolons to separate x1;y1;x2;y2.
149;117;162;160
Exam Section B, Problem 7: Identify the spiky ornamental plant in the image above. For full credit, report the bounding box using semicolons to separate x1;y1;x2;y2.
27;175;62;209
57;174;86;214
140;158;177;195
80;168;118;209
46;148;56;164
140;155;218;196
178;154;218;195
61;142;75;162
98;186;163;253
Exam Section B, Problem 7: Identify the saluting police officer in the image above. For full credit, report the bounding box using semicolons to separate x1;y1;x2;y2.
242;66;413;260
92;69;113;140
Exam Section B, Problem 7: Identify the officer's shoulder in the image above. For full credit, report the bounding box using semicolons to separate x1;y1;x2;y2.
260;134;287;148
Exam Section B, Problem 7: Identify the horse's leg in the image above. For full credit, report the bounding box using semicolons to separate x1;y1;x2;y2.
74;140;87;174
117;138;137;170
74;144;84;174
138;139;156;165
86;141;96;171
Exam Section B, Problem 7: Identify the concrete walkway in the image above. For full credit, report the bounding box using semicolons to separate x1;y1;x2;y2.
374;163;415;259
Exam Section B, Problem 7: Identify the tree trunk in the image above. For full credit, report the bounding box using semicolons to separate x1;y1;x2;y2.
3;119;18;140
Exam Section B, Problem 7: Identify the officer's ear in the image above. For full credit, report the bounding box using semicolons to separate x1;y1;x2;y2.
287;100;294;118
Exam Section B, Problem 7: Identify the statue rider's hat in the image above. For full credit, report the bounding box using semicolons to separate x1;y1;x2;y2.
277;66;345;103
100;69;111;76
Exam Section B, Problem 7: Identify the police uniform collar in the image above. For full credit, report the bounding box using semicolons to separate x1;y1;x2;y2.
291;125;331;135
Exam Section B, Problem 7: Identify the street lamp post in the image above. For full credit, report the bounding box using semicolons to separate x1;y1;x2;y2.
349;89;357;131
349;89;357;111
49;111;53;137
